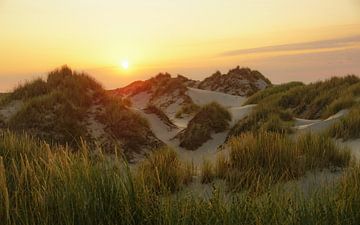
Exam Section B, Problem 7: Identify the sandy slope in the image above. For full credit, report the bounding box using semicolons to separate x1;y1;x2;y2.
0;100;23;122
130;88;254;166
86;103;107;142
294;109;348;133
187;88;246;107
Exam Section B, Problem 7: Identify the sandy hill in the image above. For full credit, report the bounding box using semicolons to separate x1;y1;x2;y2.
1;66;359;165
197;66;271;96
0;66;163;161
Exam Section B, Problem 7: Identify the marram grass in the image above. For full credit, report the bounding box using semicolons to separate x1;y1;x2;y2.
0;130;359;225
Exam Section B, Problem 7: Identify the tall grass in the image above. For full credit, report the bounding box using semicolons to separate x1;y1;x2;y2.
99;96;163;157
0;130;359;225
137;147;194;193
200;159;215;184
217;131;350;192
328;104;360;140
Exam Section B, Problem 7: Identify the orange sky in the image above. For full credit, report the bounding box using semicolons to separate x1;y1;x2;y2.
1;0;360;91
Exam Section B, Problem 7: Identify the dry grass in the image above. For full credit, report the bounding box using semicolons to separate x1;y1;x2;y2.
217;131;350;192
328;104;360;140
137;147;194;193
0;130;359;225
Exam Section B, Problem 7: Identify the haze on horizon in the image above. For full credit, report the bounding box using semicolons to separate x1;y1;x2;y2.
1;0;360;91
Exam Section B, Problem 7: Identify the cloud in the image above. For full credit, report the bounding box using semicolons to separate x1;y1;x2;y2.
220;35;360;57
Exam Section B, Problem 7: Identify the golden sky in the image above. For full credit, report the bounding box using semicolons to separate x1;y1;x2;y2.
1;0;360;91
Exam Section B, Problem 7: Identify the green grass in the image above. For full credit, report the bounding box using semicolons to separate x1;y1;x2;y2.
217;131;350;192
8;91;88;145
229;75;360;139
0;130;360;225
0;66;160;155
178;102;231;150
227;103;293;139
328;104;360;140
245;81;304;105
2;66;104;146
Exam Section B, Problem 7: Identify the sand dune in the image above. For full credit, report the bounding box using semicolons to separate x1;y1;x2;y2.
294;109;348;133
187;88;246;107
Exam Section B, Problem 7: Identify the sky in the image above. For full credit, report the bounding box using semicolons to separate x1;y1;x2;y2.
0;0;360;91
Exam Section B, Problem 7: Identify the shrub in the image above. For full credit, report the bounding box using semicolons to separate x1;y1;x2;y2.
178;102;231;150
99;96;163;156
175;103;200;118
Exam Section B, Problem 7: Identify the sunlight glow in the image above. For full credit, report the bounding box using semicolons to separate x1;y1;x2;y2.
121;60;129;70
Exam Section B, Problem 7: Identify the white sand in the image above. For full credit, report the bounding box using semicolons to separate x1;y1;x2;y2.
338;139;360;160
129;88;257;166
294;109;348;133
86;104;107;141
170;131;229;167
187;87;246;107
130;92;151;109
228;104;256;126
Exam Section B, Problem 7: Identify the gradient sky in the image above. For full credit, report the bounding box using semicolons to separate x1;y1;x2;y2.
1;0;360;91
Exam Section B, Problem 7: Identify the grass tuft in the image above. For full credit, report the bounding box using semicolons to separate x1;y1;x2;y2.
328;104;360;140
137;147;194;193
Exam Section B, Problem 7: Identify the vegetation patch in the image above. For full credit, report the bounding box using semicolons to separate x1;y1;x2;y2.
0;66;161;158
229;75;360;140
137;147;194;193
178;102;231;150
0;130;359;225
328;104;360;140
217;131;350;192
144;104;177;129
3;66;104;146
98;96;163;158
175;102;200;118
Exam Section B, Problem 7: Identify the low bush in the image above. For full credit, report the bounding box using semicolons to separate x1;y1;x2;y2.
178;102;231;150
175;103;200;118
99;96;163;156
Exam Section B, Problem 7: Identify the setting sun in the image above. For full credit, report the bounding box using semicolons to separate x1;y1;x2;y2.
121;60;129;70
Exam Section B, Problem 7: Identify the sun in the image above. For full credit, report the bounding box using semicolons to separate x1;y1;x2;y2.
120;60;129;70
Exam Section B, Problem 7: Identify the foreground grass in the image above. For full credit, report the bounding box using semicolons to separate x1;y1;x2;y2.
0;131;359;225
215;131;350;192
137;147;194;193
